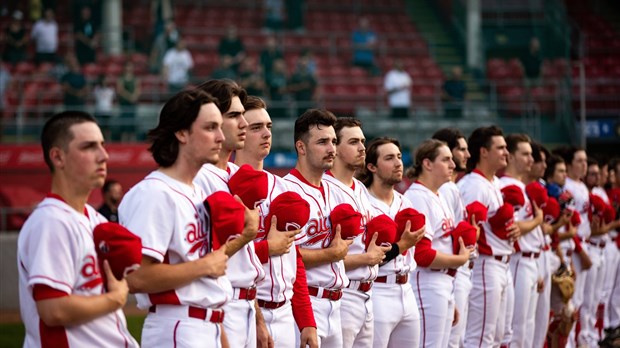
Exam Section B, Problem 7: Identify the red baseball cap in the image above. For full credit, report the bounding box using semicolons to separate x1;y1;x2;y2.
451;220;477;254
93;222;142;281
501;185;525;209
526;181;549;208
206;191;246;250
365;214;397;250
465;201;488;226
264;192;310;233
589;194;607;219
603;204;616;224
570;209;581;227
228;164;269;209
542;197;561;224
394;208;425;240
330;203;364;240
488;203;515;240
606;188;620;206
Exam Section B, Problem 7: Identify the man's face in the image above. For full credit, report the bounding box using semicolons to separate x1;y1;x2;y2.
452;137;470;172
483;135;508;171
585;164;600;189
56;122;109;191
240;107;272;160
371;142;403;186
427;145;455;184
336;126;366;170
599;164;608;187
221;96;248;151
508;141;534;175
552;162;567;186
569;150;588;179
108;183;123;205
181;102;224;165
301;124;336;171
531;151;547;180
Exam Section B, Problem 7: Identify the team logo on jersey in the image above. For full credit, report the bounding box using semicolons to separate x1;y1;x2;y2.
304;216;332;247
186;213;209;257
440;217;456;237
78;254;103;290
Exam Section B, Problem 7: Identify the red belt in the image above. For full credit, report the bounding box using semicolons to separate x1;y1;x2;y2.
149;305;225;323
566;250;574;257
347;280;373;292
493;255;511;263
257;299;286;309
542;245;551;251
521;252;541;259
430;268;457;277
375;273;409;284
588;240;606;248
234;286;257;300
469;261;475;270
308;286;343;301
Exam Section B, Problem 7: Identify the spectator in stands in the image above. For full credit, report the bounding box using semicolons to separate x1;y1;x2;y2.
162;39;193;94
384;59;412;119
74;6;100;65
61;54;87;108
116;62;141;141
520;37;543;89
266;58;288;117
259;36;283;78
149;19;180;74
93;74;115;138
2;11;28;66
98;180;123;223
288;55;317;116
299;48;317;75
264;0;284;32
31;8;59;65
352;17;379;75
442;66;466;118
218;25;246;72
238;56;266;97
210;55;237;80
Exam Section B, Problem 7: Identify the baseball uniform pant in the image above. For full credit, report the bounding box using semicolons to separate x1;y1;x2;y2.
413;269;455;348
307;295;342;348
532;249;553;348
579;243;605;347
567;244;590;348
141;306;223;348
260;301;295;348
449;265;473;348
498;269;514;347
372;281;420;348
509;253;540;348
341;286;373;348
464;255;511;348
610;252;620;328
602;239;619;328
223;298;257;348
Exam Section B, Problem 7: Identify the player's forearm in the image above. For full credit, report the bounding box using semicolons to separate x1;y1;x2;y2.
516;218;541;235
127;259;208;294
224;234;252;257
298;248;337;268
426;252;468;269
343;253;372;270
36;292;125;327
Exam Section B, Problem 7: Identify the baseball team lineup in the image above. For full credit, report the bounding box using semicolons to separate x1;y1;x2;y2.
16;78;620;348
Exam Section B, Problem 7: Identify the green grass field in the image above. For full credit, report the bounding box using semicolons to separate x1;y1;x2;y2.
0;315;146;347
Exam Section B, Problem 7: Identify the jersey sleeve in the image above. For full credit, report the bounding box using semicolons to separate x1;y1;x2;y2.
119;184;175;263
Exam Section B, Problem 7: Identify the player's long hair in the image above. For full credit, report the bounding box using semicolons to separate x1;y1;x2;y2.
466;125;504;172
197;79;247;115
41;110;97;172
147;88;218;167
357;137;401;187
406;139;446;179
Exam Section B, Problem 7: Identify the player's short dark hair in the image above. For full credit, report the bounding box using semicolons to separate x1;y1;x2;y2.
505;133;531;154
334;117;362;145
243;95;267;111
148;88;218;167
544;154;565;181
587;158;599;168
531;142;549;163
432;128;465;151
552;146;584;166
197;79;247;114
466;125;504;172
293;109;337;146
406;139;447;179
357;137;401;187
102;179;120;195
41;110;98;172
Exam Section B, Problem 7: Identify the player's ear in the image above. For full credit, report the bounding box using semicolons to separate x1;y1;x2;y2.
366;162;377;174
295;139;306;156
49;147;64;169
175;129;189;144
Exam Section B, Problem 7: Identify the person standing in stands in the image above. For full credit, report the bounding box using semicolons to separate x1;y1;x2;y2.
384;59;412;119
31;8;59;65
98;180;123;223
74;6;99;65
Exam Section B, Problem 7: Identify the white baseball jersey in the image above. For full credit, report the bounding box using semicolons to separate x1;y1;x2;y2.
564;177;591;240
193;163;266;288
284;169;348;290
323;174;378;282
119;171;232;309
367;191;416;276
499;176;544;253
439;181;466;223
18;197;138;348
405;181;456;256
458;170;512;256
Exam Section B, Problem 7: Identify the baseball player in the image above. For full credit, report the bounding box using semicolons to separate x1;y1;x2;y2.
283;109;351;347
192;80;267;348
432;128;475;348
120;89;231;347
499;134;545;348
457;126;520;347
603;158;620;338
405;139;472;348
17;111;138;348
358;137;425;348
234;96;318;348
324;117;390;348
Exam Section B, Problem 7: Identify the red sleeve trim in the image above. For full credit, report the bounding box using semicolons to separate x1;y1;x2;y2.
33;284;69;301
291;245;317;330
572;236;583;253
254;240;270;264
413;237;437;267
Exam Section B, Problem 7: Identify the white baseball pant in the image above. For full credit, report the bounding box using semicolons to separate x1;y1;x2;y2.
413;269;455;348
448;265;473;348
261;301;295;348
602;240;619;328
223;299;257;348
532;249;553;348
306;295;343;348
509;253;540;347
579;243;605;347
372;282;420;348
141;306;224;348
340;286;373;348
